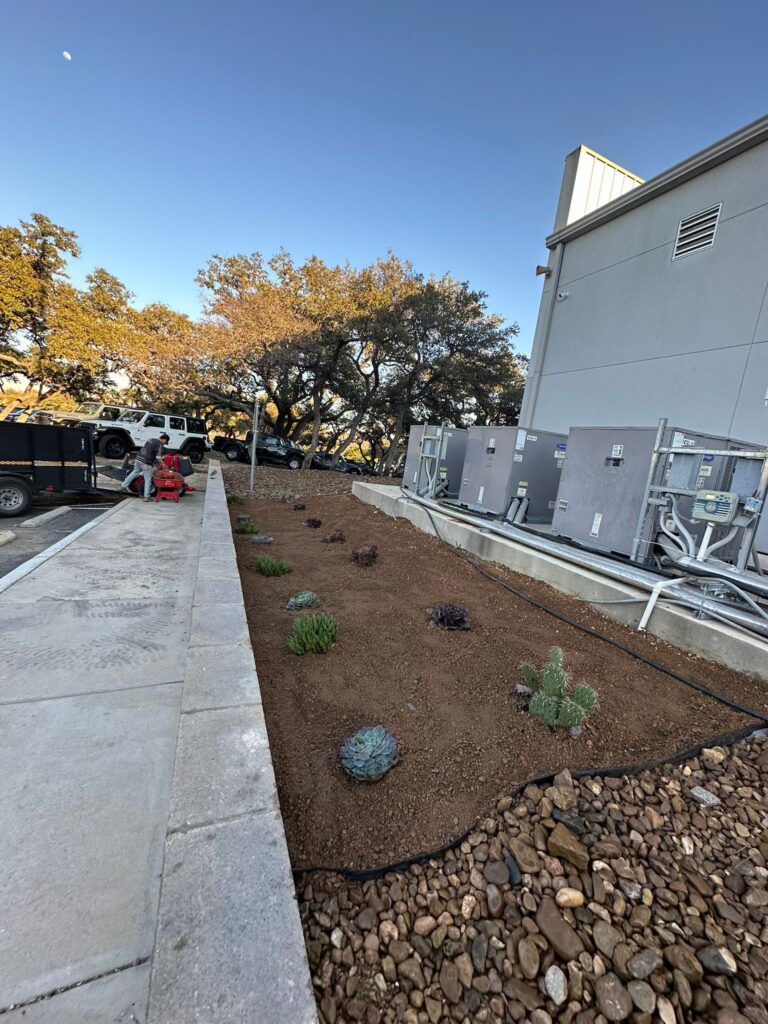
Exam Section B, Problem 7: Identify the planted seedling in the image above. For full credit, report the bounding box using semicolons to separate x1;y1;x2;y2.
226;493;244;505
351;543;378;566
287;590;320;610
521;646;597;731
287;613;338;655
255;555;293;577
430;602;470;630
236;514;251;524
249;535;273;545
292;502;306;511
234;522;261;535
340;726;399;781
305;517;322;529
323;530;346;544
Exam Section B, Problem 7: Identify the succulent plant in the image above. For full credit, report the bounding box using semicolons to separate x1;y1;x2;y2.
340;726;399;782
351;543;378;566
292;502;306;511
249;534;273;545
430;602;470;630
287;590;320;610
287;613;338;655
254;555;293;577
305;517;322;529
323;529;346;544
521;647;598;730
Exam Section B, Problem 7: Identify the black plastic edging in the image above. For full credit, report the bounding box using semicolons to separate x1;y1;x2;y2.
293;722;760;883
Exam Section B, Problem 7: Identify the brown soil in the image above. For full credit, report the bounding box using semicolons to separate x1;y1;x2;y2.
220;460;400;500
233;493;768;870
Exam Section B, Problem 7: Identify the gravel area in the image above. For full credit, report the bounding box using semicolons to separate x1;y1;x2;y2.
301;732;768;1024
221;460;399;499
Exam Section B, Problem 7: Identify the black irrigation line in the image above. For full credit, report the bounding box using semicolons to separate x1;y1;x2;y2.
292;498;768;884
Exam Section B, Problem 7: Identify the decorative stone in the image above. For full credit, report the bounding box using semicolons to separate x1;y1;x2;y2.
552;807;586;834
656;995;676;1024
356;907;376;931
664;944;704;983
471;932;488;973
484;859;510;885
696;945;738;975
547;823;589;870
509;837;540;874
627;948;662;979
595;973;633;1021
413;915;437;936
628;979;656;1013
593;920;624;959
455;952;474;988
518;937;540;980
535;896;585;961
690;786;721;807
505;856;522;886
398;958;426;989
439;958;461;1004
486;883;503;917
555;887;585;908
544;965;568;1006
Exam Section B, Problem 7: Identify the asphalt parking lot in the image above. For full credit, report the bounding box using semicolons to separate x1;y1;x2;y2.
0;501;117;581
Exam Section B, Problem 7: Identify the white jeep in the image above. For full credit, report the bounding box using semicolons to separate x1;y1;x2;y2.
95;410;210;463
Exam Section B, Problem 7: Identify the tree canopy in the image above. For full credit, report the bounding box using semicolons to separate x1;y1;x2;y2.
0;212;526;468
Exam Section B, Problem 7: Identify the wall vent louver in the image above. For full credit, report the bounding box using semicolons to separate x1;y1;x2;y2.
672;203;722;260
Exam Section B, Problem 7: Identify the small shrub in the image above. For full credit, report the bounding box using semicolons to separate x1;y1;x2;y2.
431;602;470;630
287;590;320;610
287;613;338;655
277;490;295;502
323;529;346;544
521;646;598;730
340;726;399;781
255;555;293;577
351;543;378;566
226;493;244;505
305;517;322;529
235;522;261;535
292;502;306;511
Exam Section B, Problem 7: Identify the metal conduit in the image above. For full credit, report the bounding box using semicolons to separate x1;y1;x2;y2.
402;493;768;640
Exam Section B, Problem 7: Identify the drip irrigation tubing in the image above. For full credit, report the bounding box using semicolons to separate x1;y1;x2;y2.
291;496;768;883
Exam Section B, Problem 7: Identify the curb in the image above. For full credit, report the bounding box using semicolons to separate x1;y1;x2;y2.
148;464;318;1024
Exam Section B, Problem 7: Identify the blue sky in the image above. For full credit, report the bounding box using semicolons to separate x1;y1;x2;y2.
2;0;766;354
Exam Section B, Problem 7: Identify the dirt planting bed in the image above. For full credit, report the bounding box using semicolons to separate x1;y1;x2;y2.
232;493;768;872
221;460;399;500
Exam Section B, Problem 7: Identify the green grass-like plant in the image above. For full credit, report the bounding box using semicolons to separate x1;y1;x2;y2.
226;493;244;505
255;555;293;577
235;522;261;535
521;646;597;730
287;613;338;655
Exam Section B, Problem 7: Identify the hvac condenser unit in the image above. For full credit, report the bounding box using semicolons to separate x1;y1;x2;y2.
402;424;468;498
551;425;763;563
457;426;567;521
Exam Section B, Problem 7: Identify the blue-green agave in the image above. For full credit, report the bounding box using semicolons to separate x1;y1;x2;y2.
287;590;320;610
249;534;273;545
340;726;399;782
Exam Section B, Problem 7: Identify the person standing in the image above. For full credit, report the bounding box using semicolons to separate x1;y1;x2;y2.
121;432;170;501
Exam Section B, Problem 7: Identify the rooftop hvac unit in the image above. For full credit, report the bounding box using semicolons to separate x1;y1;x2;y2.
551;424;765;565
402;424;468;499
457;426;567;522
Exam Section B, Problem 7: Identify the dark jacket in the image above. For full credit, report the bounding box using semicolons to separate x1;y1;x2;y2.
136;438;165;466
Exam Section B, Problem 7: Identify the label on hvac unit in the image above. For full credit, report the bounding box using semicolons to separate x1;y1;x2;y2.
555;442;567;451
555;458;565;469
517;487;528;497
527;434;537;442
548;500;556;509
590;512;603;538
703;454;714;463
558;499;568;511
671;431;697;448
515;429;526;451
611;444;624;459
513;453;523;462
477;486;484;504
698;465;712;477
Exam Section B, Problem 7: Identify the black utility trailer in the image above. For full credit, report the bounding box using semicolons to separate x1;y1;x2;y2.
0;421;98;517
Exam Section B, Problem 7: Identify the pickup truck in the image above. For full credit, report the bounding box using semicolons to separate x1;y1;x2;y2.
213;433;305;470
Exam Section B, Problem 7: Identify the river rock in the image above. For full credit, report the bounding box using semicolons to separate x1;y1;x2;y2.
627;979;656;1013
505;855;522;886
664;943;704;983
593;920;623;959
519;937;540;979
690;785;721;807
556;887;585;908
697;945;738;975
439;958;461;1004
484;859;509;885
413;915;437;936
509;837;540;874
486;883;503;917
544;964;568;1006
547;823;589;870
627;948;662;979
595;973;633;1021
535;896;585;961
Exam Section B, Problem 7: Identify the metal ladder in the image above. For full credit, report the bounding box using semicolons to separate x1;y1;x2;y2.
414;424;446;499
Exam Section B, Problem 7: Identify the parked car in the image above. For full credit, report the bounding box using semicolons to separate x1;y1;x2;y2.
213;432;305;470
95;411;210;463
55;402;127;427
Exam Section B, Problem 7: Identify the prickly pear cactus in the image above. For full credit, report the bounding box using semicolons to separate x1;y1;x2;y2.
340;726;399;782
287;591;320;610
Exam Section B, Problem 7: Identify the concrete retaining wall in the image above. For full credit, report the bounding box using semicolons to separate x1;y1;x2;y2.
149;464;317;1023
353;482;768;683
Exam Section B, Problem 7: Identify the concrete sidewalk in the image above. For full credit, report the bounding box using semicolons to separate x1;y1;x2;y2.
0;469;316;1022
